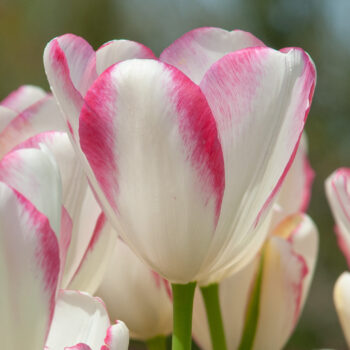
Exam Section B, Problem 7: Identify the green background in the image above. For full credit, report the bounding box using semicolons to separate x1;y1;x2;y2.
1;0;350;348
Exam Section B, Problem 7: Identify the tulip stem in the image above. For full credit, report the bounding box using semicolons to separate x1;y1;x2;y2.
146;335;167;350
171;282;197;350
200;283;228;350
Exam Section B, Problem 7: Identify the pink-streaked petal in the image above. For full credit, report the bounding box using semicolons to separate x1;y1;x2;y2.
65;344;92;350
0;147;62;240
160;27;265;84
0;85;47;113
101;321;129;350
197;46;316;283
192;256;260;350
68;214;117;294
334;272;350;348
96;238;173;340
96;40;156;75
253;214;318;350
46;290;110;350
0;106;17;133
0;182;59;349
0;95;66;158
79;59;225;283
325;168;350;268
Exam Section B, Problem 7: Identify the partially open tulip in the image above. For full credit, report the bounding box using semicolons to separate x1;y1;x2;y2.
0;149;129;350
44;27;316;284
0;86;116;293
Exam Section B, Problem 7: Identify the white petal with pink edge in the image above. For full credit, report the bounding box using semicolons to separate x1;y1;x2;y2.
45;290;110;350
79;59;225;283
160;27;265;84
325;168;350;268
0;106;17;133
68;214;117;294
96;238;173;340
102;321;129;350
0;95;65;158
253;214;318;350
0;85;47;113
334;272;350;348
0;182;60;350
96;40;156;75
197;46;316;283
0;147;62;240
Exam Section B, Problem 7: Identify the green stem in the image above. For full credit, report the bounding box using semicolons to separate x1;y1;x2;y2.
171;282;197;350
146;335;167;350
200;283;228;350
237;251;265;350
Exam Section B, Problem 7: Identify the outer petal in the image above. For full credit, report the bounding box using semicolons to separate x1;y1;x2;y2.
0;147;62;240
0;106;17;133
160;27;265;84
96;238;173;340
197;46;316;283
0;95;66;158
334;272;350;348
79;59;225;282
96;40;156;75
253;214;318;350
65;344;92;350
192;256;260;350
325;168;350;267
45;290;110;350
0;85;47;112
102;321;130;350
68;214;117;294
0;182;60;350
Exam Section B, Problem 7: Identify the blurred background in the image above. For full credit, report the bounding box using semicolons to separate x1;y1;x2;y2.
1;0;350;348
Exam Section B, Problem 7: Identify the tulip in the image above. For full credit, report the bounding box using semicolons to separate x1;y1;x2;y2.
0;148;129;350
193;135;318;350
44;27;316;350
0;86;116;293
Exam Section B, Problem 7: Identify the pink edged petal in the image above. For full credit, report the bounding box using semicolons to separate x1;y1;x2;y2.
197;46;316;283
79;59;225;283
68;214;117;294
160;27;265;84
0;106;17;133
334;272;350;347
96;238;173;340
46;290;110;350
253;214;318;350
325;168;350;267
96;40;157;75
192;255;260;350
0;95;66;158
272;134;314;226
0;182;60;349
101;321;129;350
0;147;62;240
65;344;92;350
0;85;47;112
43;34;96;142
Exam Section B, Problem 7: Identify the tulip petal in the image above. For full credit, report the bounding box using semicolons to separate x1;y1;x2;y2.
65;344;92;350
0;106;17;133
253;214;318;350
0;85;47;112
160;27;265;84
43;34;96;142
0;182;60;350
96;238;173;340
79;59;225;282
46;290;110;350
0;96;66;158
198;46;316;282
68;214;117;294
325;168;350;268
334;272;350;348
0;147;62;240
96;40;156;75
102;321;130;350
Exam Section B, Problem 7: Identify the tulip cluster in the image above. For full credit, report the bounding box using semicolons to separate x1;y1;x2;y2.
0;27;320;350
